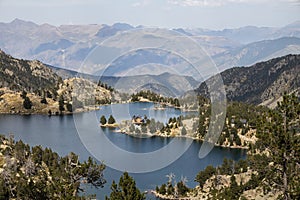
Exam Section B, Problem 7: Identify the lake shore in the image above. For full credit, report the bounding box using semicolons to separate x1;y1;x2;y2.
107;124;249;150
0;96;192;116
149;190;193;200
1;97;251;150
100;123;119;128
0;101;248;199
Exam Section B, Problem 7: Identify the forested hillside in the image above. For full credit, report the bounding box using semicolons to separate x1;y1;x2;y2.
197;54;300;105
0;49;61;95
0;50;113;114
155;94;300;199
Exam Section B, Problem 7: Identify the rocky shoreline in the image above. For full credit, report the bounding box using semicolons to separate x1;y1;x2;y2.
123;131;249;150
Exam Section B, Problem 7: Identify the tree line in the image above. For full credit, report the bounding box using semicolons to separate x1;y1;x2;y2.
131;90;180;107
0;135;147;199
155;93;300;199
0;135;106;199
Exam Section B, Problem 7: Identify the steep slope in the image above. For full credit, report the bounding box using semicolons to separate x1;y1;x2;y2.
0;49;61;93
0;50;112;114
197;54;300;105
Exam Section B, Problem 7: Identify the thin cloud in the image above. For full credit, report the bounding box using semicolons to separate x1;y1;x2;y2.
167;0;299;7
168;0;225;7
1;0;102;7
283;0;300;5
132;0;151;7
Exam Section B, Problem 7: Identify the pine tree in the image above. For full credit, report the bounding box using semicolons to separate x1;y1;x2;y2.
58;95;65;114
106;172;145;200
0;136;106;199
159;184;166;195
23;96;32;109
100;115;107;125
108;115;116;124
20;90;27;99
257;93;300;199
229;175;239;199
66;103;72;112
181;126;187;135
40;97;47;104
195;165;216;188
177;181;189;196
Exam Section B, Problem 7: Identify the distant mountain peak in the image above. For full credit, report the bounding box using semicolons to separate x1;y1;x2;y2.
95;23;133;38
11;18;26;24
112;22;133;30
172;28;193;36
0;18;299;73
9;18;38;28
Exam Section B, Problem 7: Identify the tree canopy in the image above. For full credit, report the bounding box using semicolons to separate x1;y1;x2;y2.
0;135;106;199
106;172;145;200
100;115;107;125
192;93;300;200
256;93;300;199
108;115;116;124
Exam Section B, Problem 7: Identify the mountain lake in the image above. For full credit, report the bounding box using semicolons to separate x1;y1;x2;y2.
0;102;246;199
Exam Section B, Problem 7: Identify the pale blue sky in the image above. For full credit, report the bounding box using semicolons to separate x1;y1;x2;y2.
0;0;299;29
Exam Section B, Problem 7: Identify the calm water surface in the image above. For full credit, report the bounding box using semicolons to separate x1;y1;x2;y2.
0;102;246;199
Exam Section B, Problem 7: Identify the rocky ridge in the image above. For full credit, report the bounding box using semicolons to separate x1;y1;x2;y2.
197;54;300;105
0;50;112;114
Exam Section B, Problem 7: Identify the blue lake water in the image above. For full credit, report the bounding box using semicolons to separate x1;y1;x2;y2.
0;102;246;199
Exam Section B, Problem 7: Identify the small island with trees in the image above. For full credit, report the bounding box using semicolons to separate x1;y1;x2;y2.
100;115;118;128
98;96;268;149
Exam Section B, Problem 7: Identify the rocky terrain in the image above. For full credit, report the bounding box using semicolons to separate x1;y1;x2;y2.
0;50;112;114
188;171;281;200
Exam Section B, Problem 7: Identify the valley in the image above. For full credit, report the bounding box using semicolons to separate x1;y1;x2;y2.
1;19;300;73
0;19;299;200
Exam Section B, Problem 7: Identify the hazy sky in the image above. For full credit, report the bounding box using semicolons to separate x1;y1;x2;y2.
0;0;299;29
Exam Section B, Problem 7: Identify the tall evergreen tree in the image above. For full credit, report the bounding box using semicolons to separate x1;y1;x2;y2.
108;115;116;124
106;172;145;200
100;115;107;125
0;136;106;199
58;95;65;114
257;93;300;199
23;96;32;109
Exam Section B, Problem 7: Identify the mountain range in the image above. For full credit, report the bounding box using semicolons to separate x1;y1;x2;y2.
213;37;300;70
0;19;300;73
1;47;299;109
48;64;200;97
186;20;300;44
